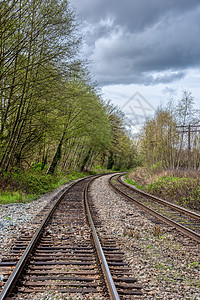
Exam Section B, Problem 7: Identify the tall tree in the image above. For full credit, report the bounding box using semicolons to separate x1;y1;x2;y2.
0;0;81;171
139;92;200;169
47;80;111;174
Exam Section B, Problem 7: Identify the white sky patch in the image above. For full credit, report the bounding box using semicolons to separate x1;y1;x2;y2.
99;16;116;28
102;69;200;133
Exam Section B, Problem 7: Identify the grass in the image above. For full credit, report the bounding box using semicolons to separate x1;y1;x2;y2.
127;167;200;211
0;191;36;204
0;169;92;204
190;261;199;269
125;175;144;189
146;176;200;210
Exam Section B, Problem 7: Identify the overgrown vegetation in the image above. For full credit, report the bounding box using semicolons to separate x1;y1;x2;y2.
127;168;200;211
0;169;91;204
125;177;144;189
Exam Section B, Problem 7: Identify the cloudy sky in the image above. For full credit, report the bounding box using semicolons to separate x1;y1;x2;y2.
69;0;200;130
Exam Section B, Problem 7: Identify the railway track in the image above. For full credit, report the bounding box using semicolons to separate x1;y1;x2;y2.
0;175;142;299
109;174;200;243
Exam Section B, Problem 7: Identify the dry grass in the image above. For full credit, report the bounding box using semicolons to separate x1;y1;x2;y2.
128;168;200;211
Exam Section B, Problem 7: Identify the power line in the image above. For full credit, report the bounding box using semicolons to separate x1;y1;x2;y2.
176;124;200;169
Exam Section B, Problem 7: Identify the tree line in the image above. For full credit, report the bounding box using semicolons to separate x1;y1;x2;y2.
140;90;200;170
0;0;136;173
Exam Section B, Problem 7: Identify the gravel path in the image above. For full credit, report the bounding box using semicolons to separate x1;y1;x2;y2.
90;174;200;300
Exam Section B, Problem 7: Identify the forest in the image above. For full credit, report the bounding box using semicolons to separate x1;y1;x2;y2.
1;1;200;205
0;0;136;176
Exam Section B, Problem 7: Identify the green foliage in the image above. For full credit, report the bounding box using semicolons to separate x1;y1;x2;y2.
31;162;45;171
65;171;90;181
125;177;144;189
107;153;114;169
0;191;36;205
147;175;200;210
0;169;90;204
156;263;166;270
128;168;200;210
0;0;82;172
91;165;107;174
1;170;60;194
105;102;139;171
150;162;163;171
0;2;138;175
190;261;199;269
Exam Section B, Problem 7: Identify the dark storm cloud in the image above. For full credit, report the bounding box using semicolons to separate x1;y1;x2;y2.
70;0;200;85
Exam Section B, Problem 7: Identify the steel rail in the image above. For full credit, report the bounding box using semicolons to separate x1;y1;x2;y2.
84;181;120;300
0;177;94;300
109;175;200;243
118;175;200;221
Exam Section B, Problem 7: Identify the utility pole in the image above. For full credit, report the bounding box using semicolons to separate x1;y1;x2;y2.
176;124;200;169
188;124;191;169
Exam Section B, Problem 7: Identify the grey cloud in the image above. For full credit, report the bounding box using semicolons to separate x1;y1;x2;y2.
70;0;200;85
95;70;186;86
162;87;178;95
72;0;199;30
150;72;186;85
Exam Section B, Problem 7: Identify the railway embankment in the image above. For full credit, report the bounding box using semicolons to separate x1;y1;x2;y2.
126;168;200;212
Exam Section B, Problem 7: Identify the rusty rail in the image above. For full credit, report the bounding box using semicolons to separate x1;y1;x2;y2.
0;175;121;299
84;182;120;300
0;178;90;300
119;176;200;220
109;174;200;243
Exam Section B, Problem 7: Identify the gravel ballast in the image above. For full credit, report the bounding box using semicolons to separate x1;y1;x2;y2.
0;174;200;299
90;175;200;300
0;182;73;262
0;179;106;300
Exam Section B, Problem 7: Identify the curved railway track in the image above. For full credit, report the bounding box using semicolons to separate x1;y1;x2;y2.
109;174;200;243
0;175;142;299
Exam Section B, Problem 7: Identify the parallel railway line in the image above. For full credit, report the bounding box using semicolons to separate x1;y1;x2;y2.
0;175;142;299
109;174;200;243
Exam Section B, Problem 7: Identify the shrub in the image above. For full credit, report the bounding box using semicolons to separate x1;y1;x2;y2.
128;168;200;211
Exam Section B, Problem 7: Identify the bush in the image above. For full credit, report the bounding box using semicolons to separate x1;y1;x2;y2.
128;168;200;211
146;176;200;210
0;169;89;204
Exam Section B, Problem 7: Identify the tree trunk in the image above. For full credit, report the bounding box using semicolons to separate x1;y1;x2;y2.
47;132;65;175
80;148;91;171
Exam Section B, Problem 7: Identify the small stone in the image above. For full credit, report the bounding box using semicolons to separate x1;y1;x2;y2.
0;275;4;281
